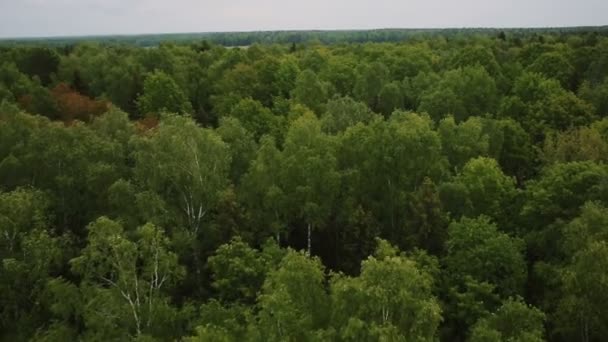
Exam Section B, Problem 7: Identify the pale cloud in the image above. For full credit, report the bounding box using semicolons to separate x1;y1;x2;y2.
0;0;606;38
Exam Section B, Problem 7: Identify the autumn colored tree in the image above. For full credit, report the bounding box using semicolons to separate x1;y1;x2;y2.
51;83;109;123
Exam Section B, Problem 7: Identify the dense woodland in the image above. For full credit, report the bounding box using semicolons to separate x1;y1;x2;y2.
1;26;607;47
1;29;608;341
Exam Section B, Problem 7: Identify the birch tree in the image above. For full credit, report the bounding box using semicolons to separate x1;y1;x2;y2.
330;239;442;341
70;217;184;339
469;298;545;342
0;187;49;256
132;114;230;235
255;250;330;341
280;112;340;255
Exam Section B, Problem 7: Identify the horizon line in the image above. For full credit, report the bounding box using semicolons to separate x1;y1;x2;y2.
1;25;606;41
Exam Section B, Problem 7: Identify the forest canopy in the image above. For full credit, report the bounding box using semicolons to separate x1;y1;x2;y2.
1;27;608;341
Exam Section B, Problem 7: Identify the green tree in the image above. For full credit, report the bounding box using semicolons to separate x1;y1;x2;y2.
339;112;445;241
354;62;390;111
188;300;252;342
227;98;282;141
438;116;490;171
555;202;608;341
559;241;608;342
240;136;287;243
136;70;192;116
502;72;595;140
217;117;257;184
0;188;49;256
292;69;328;114
522;161;608;231
70;217;185;339
495;119;536;184
440;157;516;222
323;55;357;96
208;237;283;303
442;217;527;340
469;298;546;342
578;79;608;117
131;114;231;292
444;216;527;298
0;188;67;340
403;178;448;254
132;114;230;235
321;96;379;134
15;47;60;86
448;45;502;78
377;81;404;117
331;239;442;341
419;66;497;122
542;125;608;164
527;51;575;89
280;112;340;255
255;250;330;341
275;56;300;98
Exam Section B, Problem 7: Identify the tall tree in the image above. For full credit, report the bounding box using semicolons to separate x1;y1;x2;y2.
136;70;192;117
292;69;328;115
255;250;330;341
331;240;442;341
280;112;340;255
70;217;184;339
132;114;230;235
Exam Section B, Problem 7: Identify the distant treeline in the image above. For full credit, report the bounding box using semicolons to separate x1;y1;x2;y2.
1;26;608;47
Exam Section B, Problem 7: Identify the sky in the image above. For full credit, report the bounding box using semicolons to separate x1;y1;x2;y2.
0;0;606;38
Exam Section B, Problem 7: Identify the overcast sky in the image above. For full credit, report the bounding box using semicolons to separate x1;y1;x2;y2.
0;0;606;38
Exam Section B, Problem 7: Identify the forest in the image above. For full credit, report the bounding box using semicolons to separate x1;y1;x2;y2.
2;27;607;47
1;28;608;341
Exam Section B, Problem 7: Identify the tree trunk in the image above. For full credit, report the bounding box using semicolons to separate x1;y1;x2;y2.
307;223;312;256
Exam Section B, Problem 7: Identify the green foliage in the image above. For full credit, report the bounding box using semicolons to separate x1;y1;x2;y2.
449;44;502;77
445;216;527;298
70;217;184;339
377;81;404;116
438;116;490;170
0;187;49;256
494;118;536;183
440;157;516;222
5;29;608;341
256;250;330;341
550;202;608;340
331;240;442;341
217;117;257;184
419;65;497;122
469;298;546;342
354;61;390;111
136;70;192;116
15;47;60;86
132;114;231;234
403;178;448;254
522;161;608;228
527;51;575;88
208;237;283;303
502;72;596;139
542;125;608;164
227;98;282;141
321;96;379;133
339;112;445;242
0;188;66;340
292;69;328;114
281;112;340;254
578;79;608;116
